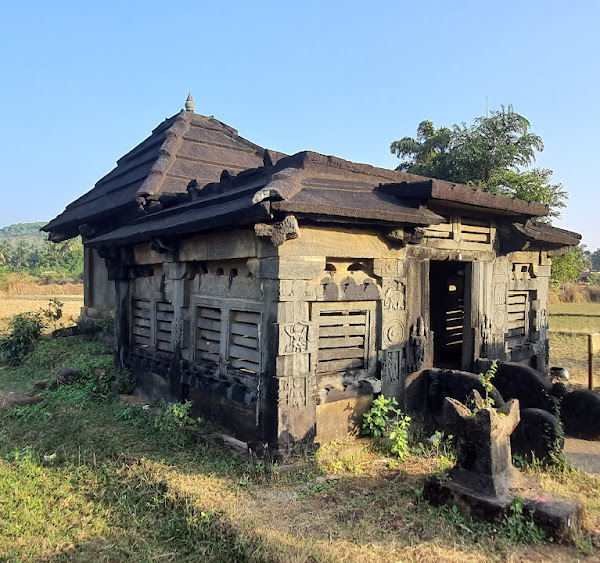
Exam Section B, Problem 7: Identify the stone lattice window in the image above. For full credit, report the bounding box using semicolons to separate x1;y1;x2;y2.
313;302;376;375
228;310;261;374
459;217;491;244
194;302;263;374
195;305;222;366
131;298;152;349
155;301;174;353
507;291;531;339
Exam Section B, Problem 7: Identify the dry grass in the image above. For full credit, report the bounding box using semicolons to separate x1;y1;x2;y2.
0;338;598;561
0;295;83;333
548;302;600;389
1;282;83;296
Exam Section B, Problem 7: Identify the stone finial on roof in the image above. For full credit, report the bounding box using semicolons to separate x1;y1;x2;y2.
185;93;195;112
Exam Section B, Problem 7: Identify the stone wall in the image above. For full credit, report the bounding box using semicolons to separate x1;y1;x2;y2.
109;218;551;452
81;248;116;319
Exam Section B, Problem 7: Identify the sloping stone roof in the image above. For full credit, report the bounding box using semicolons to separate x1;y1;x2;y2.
43;110;276;240
87;150;565;249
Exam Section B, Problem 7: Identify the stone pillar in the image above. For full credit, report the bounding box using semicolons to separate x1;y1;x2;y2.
112;275;130;374
257;256;324;454
273;285;317;453
375;258;409;405
163;262;192;398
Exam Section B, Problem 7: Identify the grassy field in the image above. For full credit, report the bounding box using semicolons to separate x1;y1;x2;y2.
549;302;600;389
0;294;83;333
0;296;599;560
0;337;598;561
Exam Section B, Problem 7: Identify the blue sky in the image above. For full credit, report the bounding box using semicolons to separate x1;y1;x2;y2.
0;0;598;249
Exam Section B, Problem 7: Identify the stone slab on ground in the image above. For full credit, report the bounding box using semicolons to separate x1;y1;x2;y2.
424;476;582;543
564;437;600;474
0;391;41;410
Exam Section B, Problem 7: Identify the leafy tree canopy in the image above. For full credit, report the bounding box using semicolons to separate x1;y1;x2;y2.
390;106;567;219
0;222;46;240
0;223;83;283
587;248;600;271
550;246;590;290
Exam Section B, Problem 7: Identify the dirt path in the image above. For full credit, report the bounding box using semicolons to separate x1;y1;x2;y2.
564;437;600;473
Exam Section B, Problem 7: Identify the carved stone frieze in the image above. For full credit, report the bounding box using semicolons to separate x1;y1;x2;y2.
481;314;493;357
278;375;316;408
255;215;299;246
493;283;507;306
373;259;399;278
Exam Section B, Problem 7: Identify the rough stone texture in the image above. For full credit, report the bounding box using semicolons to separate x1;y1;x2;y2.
511;408;564;462
443;393;520;497
40;106;582;454
561;390;600;440
474;359;554;411
426;368;505;428
425;393;582;543
424;478;582;543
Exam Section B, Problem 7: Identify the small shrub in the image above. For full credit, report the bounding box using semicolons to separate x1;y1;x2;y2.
154;400;197;432
362;395;397;439
478;360;498;410
0;311;45;365
362;395;411;460
99;312;115;334
115;369;136;394
587;285;600;302
502;496;547;544
40;298;63;330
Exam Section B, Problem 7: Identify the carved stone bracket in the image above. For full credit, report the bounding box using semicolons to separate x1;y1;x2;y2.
387;227;424;245
150;237;179;254
255;215;299;246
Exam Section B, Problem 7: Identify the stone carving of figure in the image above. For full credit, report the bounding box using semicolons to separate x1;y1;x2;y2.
409;316;428;372
284;323;309;353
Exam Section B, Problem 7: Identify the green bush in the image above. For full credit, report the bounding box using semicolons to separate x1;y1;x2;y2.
362;395;411;460
154;401;197;432
0;311;45;365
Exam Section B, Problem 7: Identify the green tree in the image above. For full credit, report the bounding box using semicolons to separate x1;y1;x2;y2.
390;106;567;219
589;248;600;271
550;246;590;290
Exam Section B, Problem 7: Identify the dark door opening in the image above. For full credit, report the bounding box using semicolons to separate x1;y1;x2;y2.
430;261;467;369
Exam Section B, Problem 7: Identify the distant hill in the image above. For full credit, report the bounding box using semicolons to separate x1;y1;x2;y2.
0;222;47;244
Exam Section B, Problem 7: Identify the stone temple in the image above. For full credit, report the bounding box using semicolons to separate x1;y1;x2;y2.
43;98;581;455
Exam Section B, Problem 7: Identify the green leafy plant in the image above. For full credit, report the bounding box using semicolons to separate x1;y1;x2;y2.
478;360;498;410
153;400;197;432
362;395;399;439
362;395;411;460
503;496;548;544
0;311;45;365
99;312;115;334
40;298;63;331
389;415;411;459
115;369;136;394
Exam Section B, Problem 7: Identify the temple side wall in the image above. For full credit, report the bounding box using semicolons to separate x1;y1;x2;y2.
111;219;552;452
82;248;116;319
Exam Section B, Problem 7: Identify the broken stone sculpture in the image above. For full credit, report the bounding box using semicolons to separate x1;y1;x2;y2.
424;390;582;542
